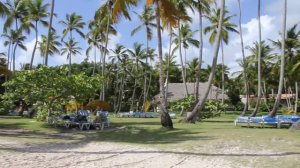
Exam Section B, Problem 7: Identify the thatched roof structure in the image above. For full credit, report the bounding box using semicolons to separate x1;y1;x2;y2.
154;83;228;103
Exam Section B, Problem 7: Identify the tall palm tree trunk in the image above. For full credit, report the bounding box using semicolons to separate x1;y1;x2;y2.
251;0;262;117
101;4;112;101
269;0;287;117
145;71;152;103
155;0;173;129
237;0;249;115
295;82;298;114
195;4;203;102
221;41;225;104
142;36;150;111
30;21;38;70
45;0;55;66
68;32;73;76
12;43;18;73
165;27;173;99
118;77;125;113
130;79;137;111
93;47;97;75
178;20;189;97
185;0;225;123
98;47;103;100
68;53;72;76
7;43;11;70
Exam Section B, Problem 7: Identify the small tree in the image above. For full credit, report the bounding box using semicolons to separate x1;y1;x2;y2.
2;66;102;120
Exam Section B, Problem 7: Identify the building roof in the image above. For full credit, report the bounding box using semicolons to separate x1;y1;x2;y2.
240;94;295;100
162;82;228;102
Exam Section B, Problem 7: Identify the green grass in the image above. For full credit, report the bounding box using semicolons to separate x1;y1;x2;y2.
1;114;299;150
0;114;300;167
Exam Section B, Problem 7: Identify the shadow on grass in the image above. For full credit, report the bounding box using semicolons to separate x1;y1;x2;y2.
86;126;214;145
0;127;81;140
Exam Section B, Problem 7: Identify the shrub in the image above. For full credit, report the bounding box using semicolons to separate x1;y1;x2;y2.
169;96;195;112
234;101;245;111
279;106;294;115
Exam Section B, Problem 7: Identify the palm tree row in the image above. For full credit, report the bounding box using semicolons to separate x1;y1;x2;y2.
0;0;297;128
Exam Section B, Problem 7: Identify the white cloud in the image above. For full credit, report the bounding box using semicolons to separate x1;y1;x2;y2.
16;37;43;69
222;15;280;75
267;0;300;28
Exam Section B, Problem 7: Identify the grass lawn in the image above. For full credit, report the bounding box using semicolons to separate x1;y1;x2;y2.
0;113;300;167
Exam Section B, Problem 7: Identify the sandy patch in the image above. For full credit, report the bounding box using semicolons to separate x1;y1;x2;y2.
0;139;234;168
0;130;299;168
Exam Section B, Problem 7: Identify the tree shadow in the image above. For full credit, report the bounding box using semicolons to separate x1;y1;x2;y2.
0;128;82;140
84;126;214;145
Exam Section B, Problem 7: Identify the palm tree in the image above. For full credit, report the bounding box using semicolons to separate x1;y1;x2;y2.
204;7;238;104
61;38;81;75
26;0;50;70
97;0;138;101
2;30;13;70
131;5;156;110
147;0;179;128
38;31;61;64
269;0;287;117
251;0;263;117
109;44;129;113
237;0;249;115
60;12;84;75
7;29;27;72
184;0;225;123
186;58;199;82
191;0;212;102
127;42;146;111
3;0;27;31
86;34;101;75
173;0;193;97
60;12;85;41
45;0;55;66
173;23;199;83
0;1;9;17
88;18;116;72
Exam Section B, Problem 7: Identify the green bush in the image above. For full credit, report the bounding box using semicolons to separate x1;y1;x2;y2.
0;100;13;115
198;100;229;119
36;106;48;121
236;101;245;111
169;96;195;112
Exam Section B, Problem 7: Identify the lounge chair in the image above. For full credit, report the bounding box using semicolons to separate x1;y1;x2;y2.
234;116;250;127
260;116;279;128
277;115;300;128
63;112;91;130
91;111;110;130
234;116;264;127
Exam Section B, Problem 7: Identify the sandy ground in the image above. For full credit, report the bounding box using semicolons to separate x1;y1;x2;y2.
0;140;234;168
0;130;299;168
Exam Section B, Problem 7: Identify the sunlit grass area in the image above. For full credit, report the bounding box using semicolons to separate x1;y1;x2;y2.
1;113;300;167
1;114;299;150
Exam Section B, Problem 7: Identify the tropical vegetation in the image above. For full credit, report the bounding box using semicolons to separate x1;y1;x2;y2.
0;0;299;128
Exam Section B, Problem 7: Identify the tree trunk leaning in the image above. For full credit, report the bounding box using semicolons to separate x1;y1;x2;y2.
269;0;287;117
184;0;225;123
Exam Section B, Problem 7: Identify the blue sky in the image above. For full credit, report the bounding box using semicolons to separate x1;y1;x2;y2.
1;0;299;75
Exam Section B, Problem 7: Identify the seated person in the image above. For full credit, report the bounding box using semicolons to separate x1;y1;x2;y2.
95;108;104;123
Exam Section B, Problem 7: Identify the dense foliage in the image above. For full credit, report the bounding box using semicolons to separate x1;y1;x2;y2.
1;66;102;120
